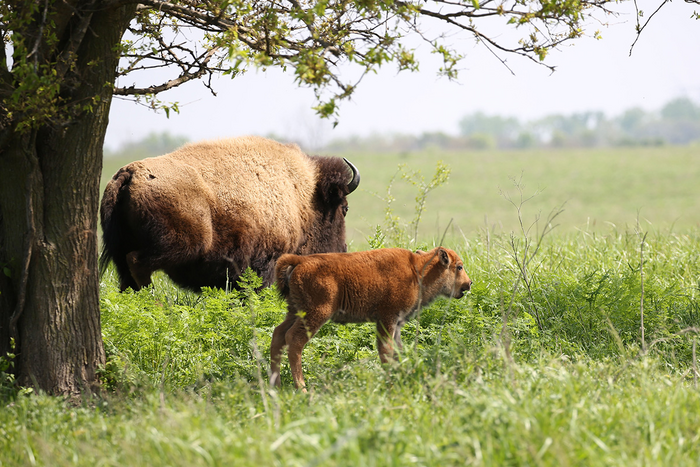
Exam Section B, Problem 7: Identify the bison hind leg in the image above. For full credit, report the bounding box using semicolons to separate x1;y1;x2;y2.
270;311;299;387
284;307;331;392
107;250;139;292
124;251;154;291
285;320;311;391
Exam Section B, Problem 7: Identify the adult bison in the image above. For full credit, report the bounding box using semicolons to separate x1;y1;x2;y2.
99;136;360;292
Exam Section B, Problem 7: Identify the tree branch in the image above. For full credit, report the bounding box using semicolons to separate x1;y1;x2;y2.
56;9;95;79
108;0;617;118
629;0;670;56
114;46;221;95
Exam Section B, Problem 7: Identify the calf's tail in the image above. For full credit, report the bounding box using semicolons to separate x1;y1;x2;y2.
275;254;305;299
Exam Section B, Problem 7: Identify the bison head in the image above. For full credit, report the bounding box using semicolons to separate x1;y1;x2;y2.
303;156;360;254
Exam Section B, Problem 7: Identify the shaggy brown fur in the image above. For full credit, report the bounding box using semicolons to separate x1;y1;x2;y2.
100;136;359;291
270;247;472;390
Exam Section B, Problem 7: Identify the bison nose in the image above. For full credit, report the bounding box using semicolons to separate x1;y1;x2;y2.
462;280;472;293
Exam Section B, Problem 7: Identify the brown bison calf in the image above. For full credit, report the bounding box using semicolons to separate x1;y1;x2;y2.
270;247;472;390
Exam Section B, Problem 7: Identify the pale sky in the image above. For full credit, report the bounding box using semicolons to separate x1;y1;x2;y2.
104;2;699;151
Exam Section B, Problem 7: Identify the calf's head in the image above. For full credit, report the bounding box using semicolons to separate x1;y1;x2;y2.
419;247;472;299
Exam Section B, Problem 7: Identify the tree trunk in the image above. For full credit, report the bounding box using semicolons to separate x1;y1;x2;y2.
0;2;135;397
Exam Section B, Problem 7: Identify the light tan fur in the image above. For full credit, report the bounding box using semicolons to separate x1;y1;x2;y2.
123;136;317;256
270;247;472;390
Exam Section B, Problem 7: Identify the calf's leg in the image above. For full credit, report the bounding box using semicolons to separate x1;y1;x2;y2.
376;318;398;364
270;311;299;387
285;308;329;391
393;320;406;351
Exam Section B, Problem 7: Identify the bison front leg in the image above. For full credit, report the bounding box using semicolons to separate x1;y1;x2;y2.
269;312;299;387
376;318;398;364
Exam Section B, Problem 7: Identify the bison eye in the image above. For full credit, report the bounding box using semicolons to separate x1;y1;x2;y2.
341;205;349;216
457;265;463;271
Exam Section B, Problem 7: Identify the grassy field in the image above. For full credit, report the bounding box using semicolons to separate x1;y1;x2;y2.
1;146;698;465
2;226;700;465
335;145;700;246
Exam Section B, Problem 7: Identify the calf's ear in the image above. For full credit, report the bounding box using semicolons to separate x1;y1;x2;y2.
438;247;449;266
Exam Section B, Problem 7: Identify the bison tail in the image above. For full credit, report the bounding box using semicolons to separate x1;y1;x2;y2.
99;169;133;277
275;254;304;299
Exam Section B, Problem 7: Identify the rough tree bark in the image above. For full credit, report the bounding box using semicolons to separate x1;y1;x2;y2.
0;1;135;397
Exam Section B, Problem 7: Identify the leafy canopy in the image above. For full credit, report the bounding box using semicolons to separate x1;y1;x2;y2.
2;0;615;132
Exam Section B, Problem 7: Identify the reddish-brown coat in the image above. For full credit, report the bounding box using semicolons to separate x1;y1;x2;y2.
270;247;472;390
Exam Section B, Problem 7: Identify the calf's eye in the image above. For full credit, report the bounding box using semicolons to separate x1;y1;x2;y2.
457;265;463;271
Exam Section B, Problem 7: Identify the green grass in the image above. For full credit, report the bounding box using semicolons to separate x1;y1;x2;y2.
3;356;700;466
1;226;695;465
2;147;697;465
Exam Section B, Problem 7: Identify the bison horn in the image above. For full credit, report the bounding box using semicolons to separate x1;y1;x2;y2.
343;158;360;194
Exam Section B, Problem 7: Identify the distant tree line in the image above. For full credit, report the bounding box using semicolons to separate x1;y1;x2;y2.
325;97;700;152
106;97;700;159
